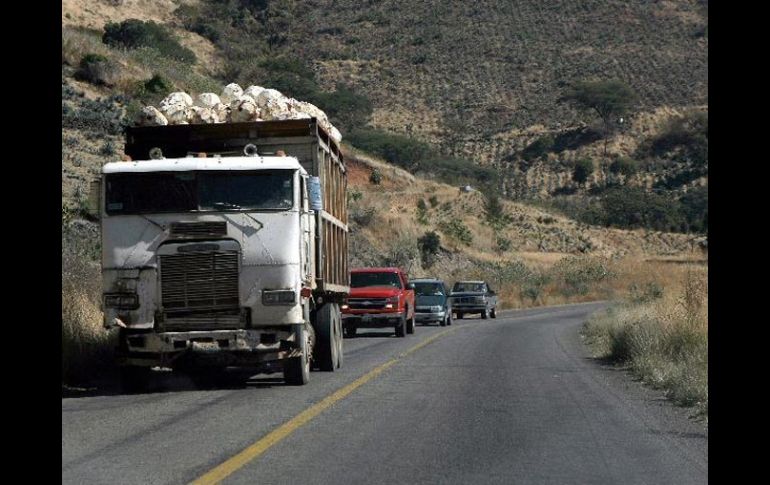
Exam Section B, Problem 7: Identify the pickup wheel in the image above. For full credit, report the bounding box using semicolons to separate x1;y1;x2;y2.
446;314;452;326
481;309;488;319
491;308;497;319
284;326;310;385
456;312;464;320
439;317;446;327
120;366;151;394
314;303;341;372
406;311;415;334
395;317;406;337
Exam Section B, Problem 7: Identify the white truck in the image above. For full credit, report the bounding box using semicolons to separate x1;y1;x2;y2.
97;119;349;391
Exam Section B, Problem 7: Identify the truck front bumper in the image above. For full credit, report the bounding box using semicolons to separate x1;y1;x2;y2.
118;328;304;368
342;311;404;329
415;311;445;324
453;305;487;314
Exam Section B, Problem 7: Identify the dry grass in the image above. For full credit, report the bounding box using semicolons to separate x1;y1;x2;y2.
61;228;116;386
582;265;708;420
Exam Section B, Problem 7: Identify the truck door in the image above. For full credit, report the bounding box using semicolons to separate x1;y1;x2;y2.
300;175;312;284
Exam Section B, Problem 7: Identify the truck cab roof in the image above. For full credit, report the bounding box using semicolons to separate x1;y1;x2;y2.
103;156;305;174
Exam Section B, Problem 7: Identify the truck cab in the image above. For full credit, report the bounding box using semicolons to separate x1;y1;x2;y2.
450;280;498;320
99;119;348;390
341;267;415;338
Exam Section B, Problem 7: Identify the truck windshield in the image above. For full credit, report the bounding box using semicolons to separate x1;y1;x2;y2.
351;272;402;289
453;282;485;293
414;283;445;296
105;170;294;214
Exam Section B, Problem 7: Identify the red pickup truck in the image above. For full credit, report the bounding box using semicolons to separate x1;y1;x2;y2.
341;267;416;338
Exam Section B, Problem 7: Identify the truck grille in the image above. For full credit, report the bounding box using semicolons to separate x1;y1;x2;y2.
416;307;433;313
348;298;387;310
169;221;227;238
160;250;240;314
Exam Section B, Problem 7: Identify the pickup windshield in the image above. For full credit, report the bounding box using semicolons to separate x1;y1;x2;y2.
105;170;294;214
414;283;445;296
351;272;402;289
452;282;486;293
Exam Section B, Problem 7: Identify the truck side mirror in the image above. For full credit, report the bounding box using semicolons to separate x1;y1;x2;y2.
87;179;101;219
407;283;415;290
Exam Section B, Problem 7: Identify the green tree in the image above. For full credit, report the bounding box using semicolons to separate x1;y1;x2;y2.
572;158;594;185
561;80;637;155
417;231;441;268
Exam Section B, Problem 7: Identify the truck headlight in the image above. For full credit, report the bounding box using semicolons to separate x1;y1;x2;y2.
262;290;296;305
430;305;442;313
104;293;139;309
385;296;399;309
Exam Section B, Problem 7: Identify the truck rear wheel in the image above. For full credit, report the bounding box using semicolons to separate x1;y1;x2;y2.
314;303;342;372
284;326;310;385
120;366;150;394
456;312;464;320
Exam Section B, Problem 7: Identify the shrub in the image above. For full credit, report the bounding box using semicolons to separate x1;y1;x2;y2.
496;236;513;253
143;74;173;94
484;194;512;228
629;282;664;303
416;199;429;225
99;140;116;157
572;158;594;184
555;257;611;296
522;134;554;160
102;19;196;64
441;219;473;246
429;195;439;208
610;156;638;176
417;231;441;267
369;168;382;185
347;189;363;203
351;207;376;227
75;53;120;86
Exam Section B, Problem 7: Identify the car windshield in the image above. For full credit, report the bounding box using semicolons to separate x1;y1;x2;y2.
452;282;486;293
350;272;402;289
414;283;445;296
105;170;294;214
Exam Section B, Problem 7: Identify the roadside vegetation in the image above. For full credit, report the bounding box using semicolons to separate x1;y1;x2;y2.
582;264;708;421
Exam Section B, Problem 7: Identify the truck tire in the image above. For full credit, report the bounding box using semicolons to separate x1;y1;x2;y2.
120;366;150;394
481;309;488;319
395;317;406;337
284;326;310;385
491;308;497;319
314;303;340;372
406;311;415;334
440;317;446;327
456;312;464;320
446;314;453;326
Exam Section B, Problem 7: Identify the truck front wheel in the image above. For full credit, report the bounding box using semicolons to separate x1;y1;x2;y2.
491;308;497;319
284;326;310;385
314;303;342;372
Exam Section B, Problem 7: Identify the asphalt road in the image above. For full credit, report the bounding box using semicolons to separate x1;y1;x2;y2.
62;302;708;484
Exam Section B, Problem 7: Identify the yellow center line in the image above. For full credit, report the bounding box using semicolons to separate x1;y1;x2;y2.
191;326;459;485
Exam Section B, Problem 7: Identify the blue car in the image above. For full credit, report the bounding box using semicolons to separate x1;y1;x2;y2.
411;278;452;327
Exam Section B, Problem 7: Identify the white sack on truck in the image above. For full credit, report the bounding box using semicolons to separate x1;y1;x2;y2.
195;92;221;109
244;85;266;101
190;106;219;124
230;95;260;123
136;106;168;126
220;83;244;105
